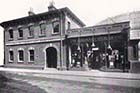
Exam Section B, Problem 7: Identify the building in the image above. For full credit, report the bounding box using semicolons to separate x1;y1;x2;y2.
0;4;85;69
96;11;140;72
97;11;140;61
0;4;133;71
67;22;130;71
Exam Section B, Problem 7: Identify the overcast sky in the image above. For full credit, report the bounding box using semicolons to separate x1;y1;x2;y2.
0;0;140;65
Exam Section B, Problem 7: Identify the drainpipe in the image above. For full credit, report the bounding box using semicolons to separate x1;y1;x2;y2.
60;12;63;70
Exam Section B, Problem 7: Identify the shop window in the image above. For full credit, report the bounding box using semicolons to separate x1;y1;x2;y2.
18;50;24;62
52;21;60;34
29;50;34;62
9;29;13;39
39;23;46;36
18;28;23;38
9;50;14;62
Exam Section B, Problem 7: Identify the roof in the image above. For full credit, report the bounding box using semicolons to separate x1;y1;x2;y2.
0;7;85;28
97;11;140;29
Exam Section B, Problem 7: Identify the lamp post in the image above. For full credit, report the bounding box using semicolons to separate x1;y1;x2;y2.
76;30;81;67
107;28;112;51
107;28;112;68
77;30;81;51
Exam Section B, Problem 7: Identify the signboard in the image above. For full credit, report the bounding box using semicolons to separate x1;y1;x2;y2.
130;29;140;40
69;34;123;44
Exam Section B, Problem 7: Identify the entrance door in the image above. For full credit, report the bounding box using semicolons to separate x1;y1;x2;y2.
46;47;57;68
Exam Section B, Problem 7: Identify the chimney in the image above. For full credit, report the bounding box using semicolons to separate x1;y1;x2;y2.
48;0;57;11
28;7;35;16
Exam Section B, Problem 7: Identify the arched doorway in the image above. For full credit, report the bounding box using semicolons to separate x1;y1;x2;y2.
46;47;57;68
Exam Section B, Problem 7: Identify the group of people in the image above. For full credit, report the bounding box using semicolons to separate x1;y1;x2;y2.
70;49;123;69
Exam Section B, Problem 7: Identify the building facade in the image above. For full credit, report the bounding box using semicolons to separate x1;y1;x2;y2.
0;5;133;71
97;11;140;61
67;22;130;70
0;5;85;69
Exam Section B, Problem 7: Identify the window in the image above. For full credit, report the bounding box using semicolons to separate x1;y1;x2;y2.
18;28;23;38
29;50;34;62
28;26;34;37
39;23;46;36
9;50;14;62
18;50;24;62
9;29;13;39
133;45;138;59
68;21;71;30
52;21;60;33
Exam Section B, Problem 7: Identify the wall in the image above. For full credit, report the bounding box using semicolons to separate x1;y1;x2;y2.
65;15;81;30
5;42;61;69
4;17;61;44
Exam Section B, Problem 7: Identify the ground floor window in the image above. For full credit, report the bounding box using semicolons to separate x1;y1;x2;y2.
29;50;34;62
18;50;24;62
9;50;14;62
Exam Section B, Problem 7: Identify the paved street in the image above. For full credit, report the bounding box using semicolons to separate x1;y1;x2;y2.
0;68;140;93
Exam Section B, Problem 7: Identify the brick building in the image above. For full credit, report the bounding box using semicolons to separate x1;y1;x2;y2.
0;4;134;71
0;4;85;69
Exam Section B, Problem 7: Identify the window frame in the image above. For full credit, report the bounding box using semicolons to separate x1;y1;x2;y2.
9;50;14;62
67;21;71;30
8;29;14;40
28;49;35;62
52;20;60;34
18;28;23;39
28;25;34;38
39;23;46;37
18;49;24;62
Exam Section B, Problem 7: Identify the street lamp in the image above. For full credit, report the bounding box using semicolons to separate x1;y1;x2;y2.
77;30;81;52
91;28;95;49
107;28;112;51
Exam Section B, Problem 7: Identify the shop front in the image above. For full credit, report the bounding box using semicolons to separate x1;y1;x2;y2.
66;22;130;71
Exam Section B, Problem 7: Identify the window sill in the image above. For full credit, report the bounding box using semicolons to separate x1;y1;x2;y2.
8;61;14;63
17;61;24;63
8;38;14;41
28;61;34;64
39;34;46;37
28;36;34;39
18;37;23;40
52;32;59;35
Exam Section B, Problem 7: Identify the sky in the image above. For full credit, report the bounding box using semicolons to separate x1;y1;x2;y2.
0;0;140;65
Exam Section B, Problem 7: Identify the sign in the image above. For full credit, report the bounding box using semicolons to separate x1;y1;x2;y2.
130;29;140;40
92;47;99;51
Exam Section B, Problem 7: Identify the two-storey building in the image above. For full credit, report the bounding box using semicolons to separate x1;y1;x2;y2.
0;4;85;69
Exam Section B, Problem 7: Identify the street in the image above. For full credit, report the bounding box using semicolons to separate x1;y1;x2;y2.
1;70;140;93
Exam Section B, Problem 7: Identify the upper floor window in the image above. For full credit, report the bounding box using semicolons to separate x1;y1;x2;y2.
39;23;46;36
67;21;71;30
18;50;24;62
9;29;13;39
29;50;35;62
9;50;14;62
52;21;60;34
28;26;34;37
18;28;23;39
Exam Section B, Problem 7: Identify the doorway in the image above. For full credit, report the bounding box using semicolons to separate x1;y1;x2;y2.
46;47;57;68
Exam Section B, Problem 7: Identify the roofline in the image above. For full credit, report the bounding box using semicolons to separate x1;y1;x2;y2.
63;7;85;27
68;21;130;31
0;7;85;28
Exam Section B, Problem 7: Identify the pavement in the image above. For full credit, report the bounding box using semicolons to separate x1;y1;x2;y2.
0;67;140;80
1;67;140;90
